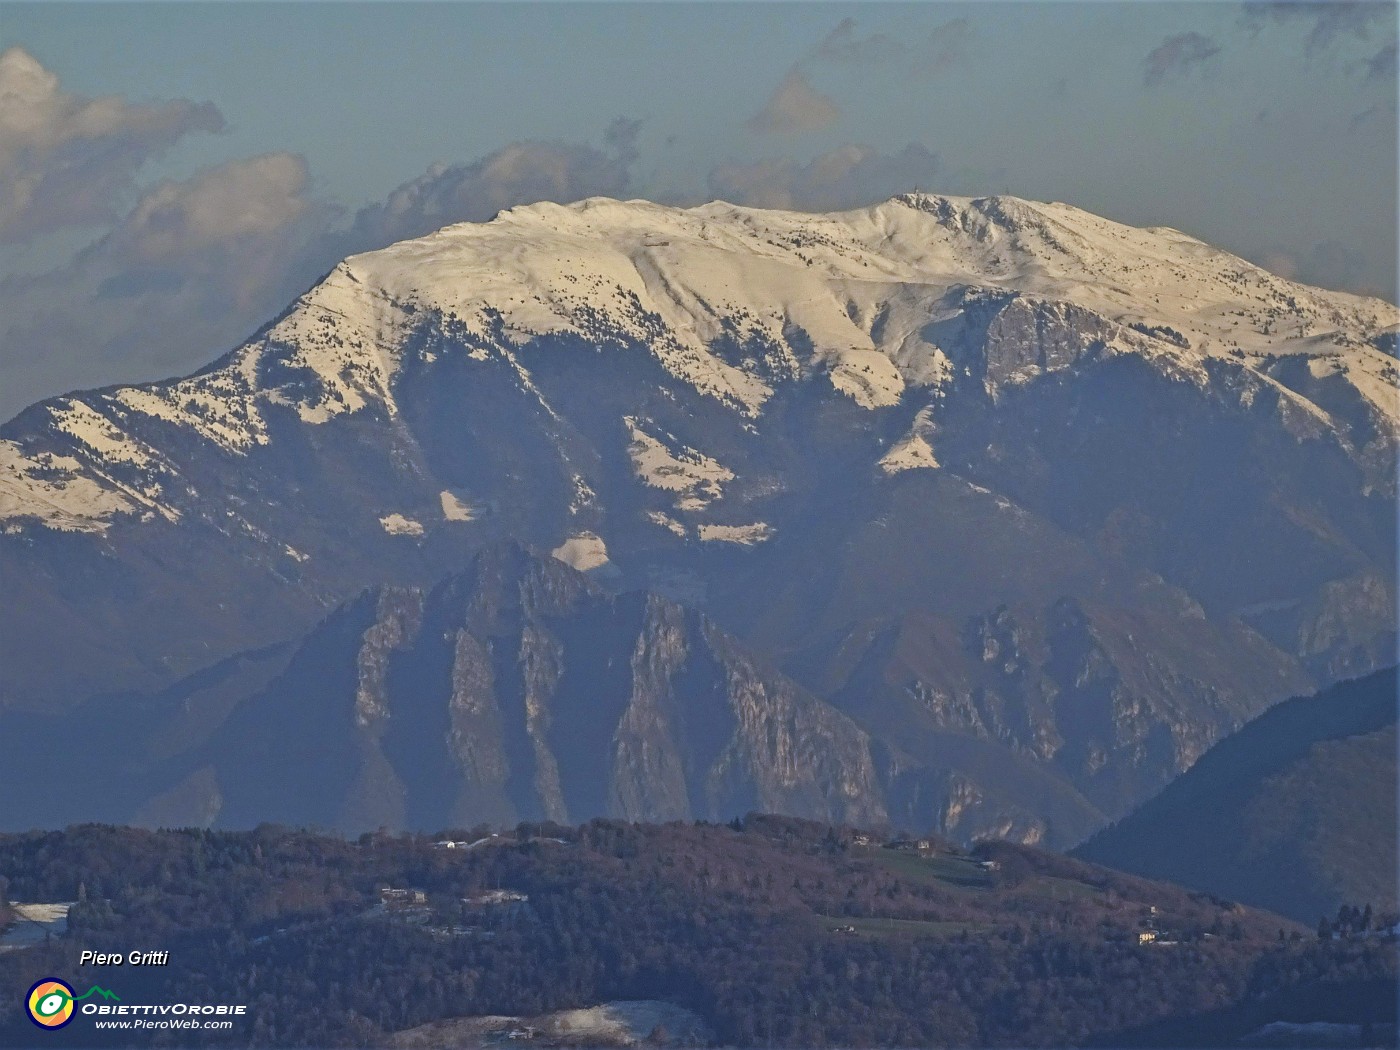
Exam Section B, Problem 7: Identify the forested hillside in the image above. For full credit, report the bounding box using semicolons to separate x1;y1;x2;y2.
0;818;1394;1047
1076;668;1398;923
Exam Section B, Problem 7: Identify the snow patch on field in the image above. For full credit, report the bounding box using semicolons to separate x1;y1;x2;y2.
389;999;711;1048
625;417;733;510
646;510;688;538
698;522;773;545
826;347;906;408
0;442;134;532
0;902;72;954
53;400;157;468
113;366;269;453
379;513;425;537
551;531;610;571
880;408;941;473
549;1001;706;1043
880;432;940;473
439;490;475;522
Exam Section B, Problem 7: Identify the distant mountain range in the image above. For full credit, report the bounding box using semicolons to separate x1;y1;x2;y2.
1;193;1395;839
1076;667;1397;923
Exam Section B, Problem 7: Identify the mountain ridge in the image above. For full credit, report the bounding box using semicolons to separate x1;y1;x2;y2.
0;192;1393;840
3;192;1395;536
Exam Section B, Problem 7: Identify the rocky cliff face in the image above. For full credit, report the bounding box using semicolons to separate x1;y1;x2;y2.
810;592;1307;828
0;545;884;833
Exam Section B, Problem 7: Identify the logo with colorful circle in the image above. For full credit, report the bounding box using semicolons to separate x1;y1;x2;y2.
26;978;120;1030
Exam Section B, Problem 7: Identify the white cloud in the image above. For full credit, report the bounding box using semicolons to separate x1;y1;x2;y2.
745;71;841;136
708;143;942;212
340;131;636;250
0;47;223;244
0;153;330;414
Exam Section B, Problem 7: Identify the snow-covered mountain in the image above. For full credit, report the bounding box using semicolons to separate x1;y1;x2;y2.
1;193;1395;838
4;193;1395;536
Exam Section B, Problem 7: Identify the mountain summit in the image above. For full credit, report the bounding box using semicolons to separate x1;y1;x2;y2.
4;194;1394;535
1;193;1394;838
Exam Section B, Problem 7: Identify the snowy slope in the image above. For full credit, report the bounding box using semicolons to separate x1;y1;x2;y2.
2;193;1394;535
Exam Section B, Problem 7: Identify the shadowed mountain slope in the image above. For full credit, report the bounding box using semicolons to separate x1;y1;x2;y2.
1075;668;1397;923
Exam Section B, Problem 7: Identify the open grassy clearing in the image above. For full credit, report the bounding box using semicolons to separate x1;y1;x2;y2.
866;848;995;889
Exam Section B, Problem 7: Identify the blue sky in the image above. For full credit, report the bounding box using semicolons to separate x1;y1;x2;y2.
0;2;1395;419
